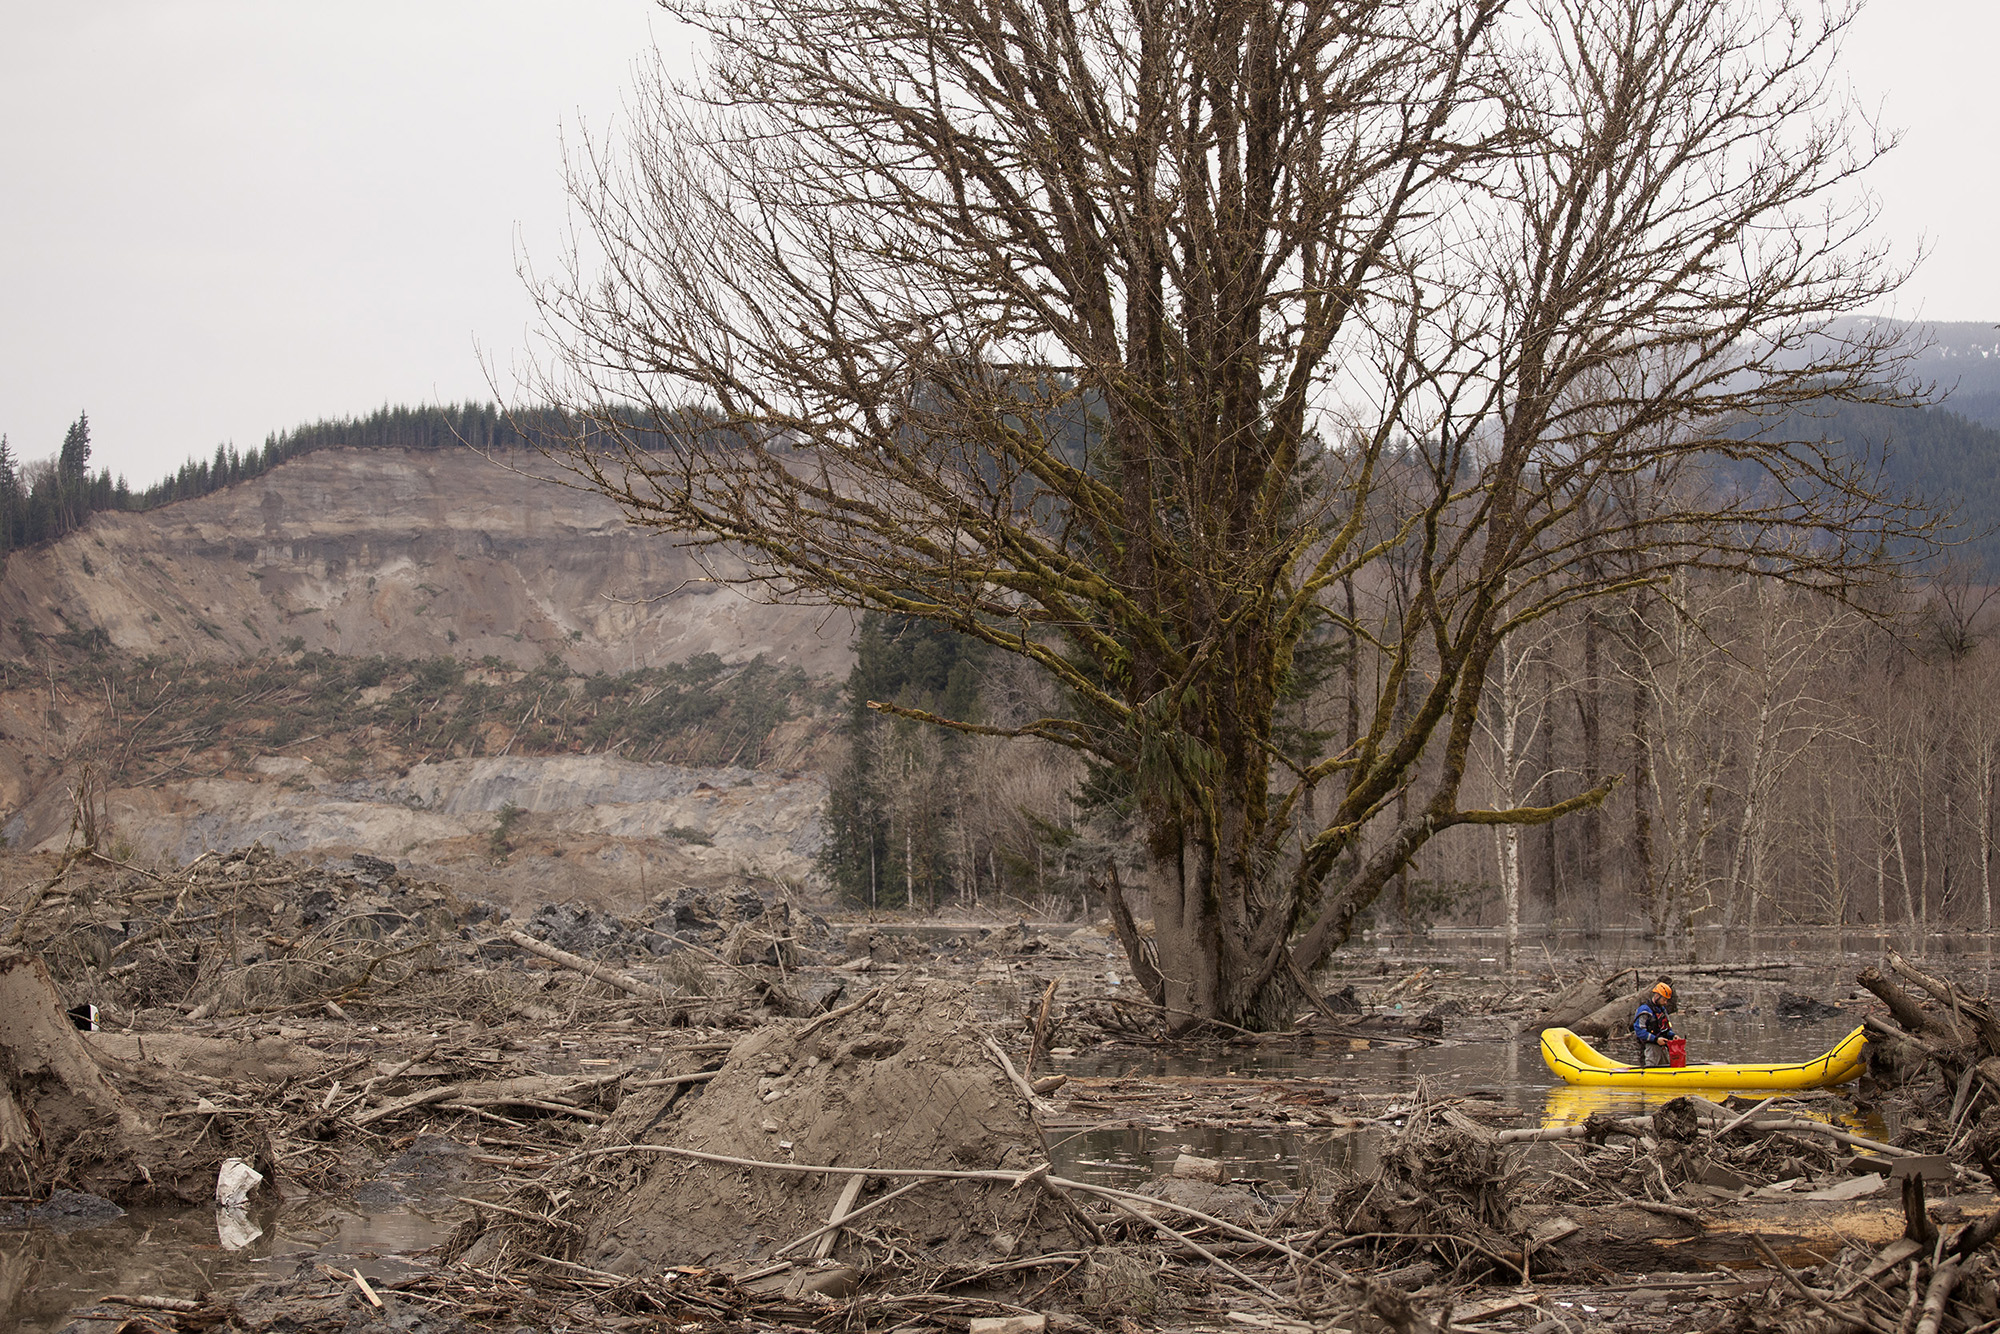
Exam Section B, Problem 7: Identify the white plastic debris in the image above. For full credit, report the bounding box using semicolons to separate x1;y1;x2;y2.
216;1206;263;1251
215;1157;264;1208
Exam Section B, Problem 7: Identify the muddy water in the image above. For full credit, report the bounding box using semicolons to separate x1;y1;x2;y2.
1045;1009;1870;1187
1;1200;456;1334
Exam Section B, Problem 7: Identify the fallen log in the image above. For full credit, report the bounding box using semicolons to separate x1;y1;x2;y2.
1679;1096;1917;1158
1890;952;2000;1056
98;1295;204;1313
1859;966;1960;1044
1569;988;1651;1041
1024;978;1060;1074
1736;1117;1918;1159
354;1074;618;1128
1534;969;1637;1033
502;930;665;1001
626;1070;720;1090
1496;1117;1651;1144
1675;963;1805;976
354;1083;462;1128
1913;1257;1962;1334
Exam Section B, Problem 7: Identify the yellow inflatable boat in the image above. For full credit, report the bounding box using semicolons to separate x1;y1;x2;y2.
1539;1025;1868;1089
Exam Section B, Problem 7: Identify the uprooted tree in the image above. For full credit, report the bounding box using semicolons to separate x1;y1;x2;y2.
0;951;273;1202
524;0;1935;1027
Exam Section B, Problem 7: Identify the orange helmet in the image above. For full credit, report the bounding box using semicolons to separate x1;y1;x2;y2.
1651;982;1673;1003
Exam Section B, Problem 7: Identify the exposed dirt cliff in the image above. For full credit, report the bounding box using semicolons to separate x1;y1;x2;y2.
0;446;854;677
0;447;852;904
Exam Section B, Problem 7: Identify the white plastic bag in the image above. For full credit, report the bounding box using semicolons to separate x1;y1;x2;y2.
215;1157;264;1208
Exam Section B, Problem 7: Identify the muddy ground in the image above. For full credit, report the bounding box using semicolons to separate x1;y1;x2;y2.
0;845;1992;1334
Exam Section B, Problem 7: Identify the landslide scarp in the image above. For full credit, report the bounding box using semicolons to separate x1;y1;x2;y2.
0;446;851;905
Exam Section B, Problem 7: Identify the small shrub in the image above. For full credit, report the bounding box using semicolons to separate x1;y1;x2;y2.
489;800;522;862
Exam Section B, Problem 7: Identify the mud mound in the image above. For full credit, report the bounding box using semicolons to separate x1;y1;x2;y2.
584;980;1060;1269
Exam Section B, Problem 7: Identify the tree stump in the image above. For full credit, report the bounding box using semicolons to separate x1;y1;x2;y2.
0;951;272;1203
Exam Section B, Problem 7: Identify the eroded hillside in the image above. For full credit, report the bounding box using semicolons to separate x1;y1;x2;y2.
0;446;854;676
0;447;853;905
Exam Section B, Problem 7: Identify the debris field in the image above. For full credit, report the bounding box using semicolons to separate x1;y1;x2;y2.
0;844;1996;1334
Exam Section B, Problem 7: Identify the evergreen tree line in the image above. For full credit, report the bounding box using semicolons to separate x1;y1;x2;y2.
7;395;1999;574
1734;398;2000;575
819;613;990;909
0;414;124;555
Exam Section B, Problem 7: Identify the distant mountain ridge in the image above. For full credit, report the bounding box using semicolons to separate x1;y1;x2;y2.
1752;319;2000;575
1831;317;2000;429
1783;397;2000;574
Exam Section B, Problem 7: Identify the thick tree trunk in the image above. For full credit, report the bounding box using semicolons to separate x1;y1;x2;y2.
1875;841;1888;933
1580;608;1602;919
0;955;145;1160
1099;864;1164;1007
1533;968;1637;1032
1896;819;1916;951
1631;649;1656;921
1539;644;1563;925
1137;849;1219;1027
1918;799;1931;955
1624;596;1656;940
0;952;272;1203
1492;632;1527;968
1822;771;1845;924
1498;825;1522;971
1570;988;1652;1041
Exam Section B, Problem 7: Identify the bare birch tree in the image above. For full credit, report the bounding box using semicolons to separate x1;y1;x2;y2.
527;0;1933;1024
1476;592;1563;967
1717;582;1860;932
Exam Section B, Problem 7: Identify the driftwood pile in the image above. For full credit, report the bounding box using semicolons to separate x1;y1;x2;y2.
23;877;2000;1334
1671;953;2000;1334
1728;1192;2000;1334
1328;1095;1530;1281
2;844;839;1030
1857;952;2000;1160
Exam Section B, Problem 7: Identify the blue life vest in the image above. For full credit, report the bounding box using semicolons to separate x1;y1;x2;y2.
1633;999;1673;1046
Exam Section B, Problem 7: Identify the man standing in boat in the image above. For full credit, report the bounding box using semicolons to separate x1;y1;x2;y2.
1633;979;1678;1067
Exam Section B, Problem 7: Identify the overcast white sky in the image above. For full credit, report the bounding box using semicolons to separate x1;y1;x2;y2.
1;1;1994;486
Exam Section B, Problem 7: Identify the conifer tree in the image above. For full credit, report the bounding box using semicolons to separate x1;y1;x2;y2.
0;435;17;555
57;412;91;484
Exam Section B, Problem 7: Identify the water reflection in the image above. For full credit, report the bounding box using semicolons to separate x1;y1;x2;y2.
1049;1010;1870;1188
1047;1121;1380;1188
1367;925;2000;976
0;1201;457;1334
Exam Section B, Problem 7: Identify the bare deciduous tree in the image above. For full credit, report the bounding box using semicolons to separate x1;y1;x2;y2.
1716;583;1859;934
527;0;1934;1025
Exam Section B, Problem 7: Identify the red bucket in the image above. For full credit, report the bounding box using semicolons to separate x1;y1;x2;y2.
1666;1037;1687;1067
